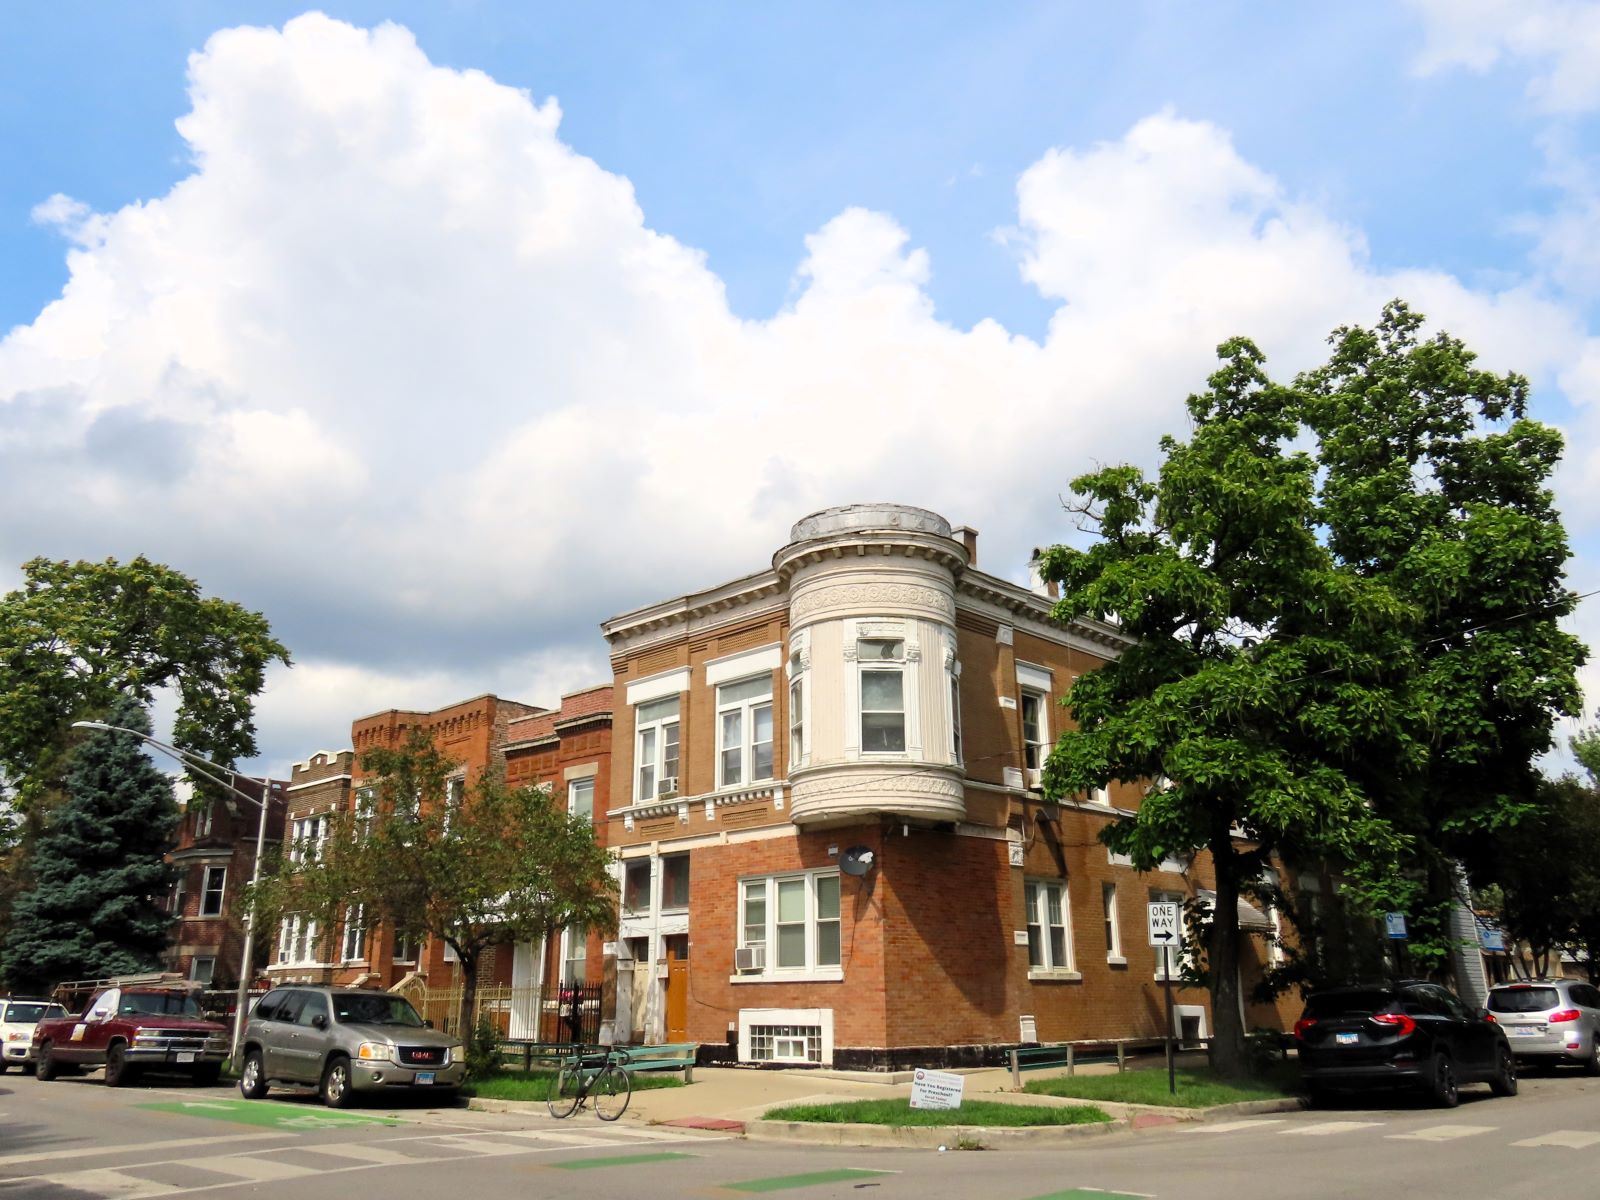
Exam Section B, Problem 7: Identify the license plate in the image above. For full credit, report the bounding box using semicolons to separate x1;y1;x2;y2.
1336;1032;1359;1045
415;1071;435;1085
175;1052;196;1063
1510;1027;1541;1037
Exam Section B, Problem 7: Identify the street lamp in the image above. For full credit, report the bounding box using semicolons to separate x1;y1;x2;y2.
71;720;278;1063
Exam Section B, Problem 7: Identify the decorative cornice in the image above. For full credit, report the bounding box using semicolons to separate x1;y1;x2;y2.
956;573;1131;652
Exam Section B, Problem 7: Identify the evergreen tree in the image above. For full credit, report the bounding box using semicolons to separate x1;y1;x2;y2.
0;697;179;993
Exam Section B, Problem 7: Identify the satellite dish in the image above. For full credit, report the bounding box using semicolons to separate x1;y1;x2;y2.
839;846;875;877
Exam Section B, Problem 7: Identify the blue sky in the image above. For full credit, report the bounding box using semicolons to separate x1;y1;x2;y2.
3;2;1599;773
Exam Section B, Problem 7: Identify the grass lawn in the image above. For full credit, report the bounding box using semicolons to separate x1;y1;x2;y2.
1022;1065;1297;1109
466;1069;686;1102
761;1098;1112;1127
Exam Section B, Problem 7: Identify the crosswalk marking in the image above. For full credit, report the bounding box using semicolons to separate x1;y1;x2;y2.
295;1142;420;1165
1386;1124;1495;1142
186;1155;319;1181
1183;1119;1285;1133
0;1131;290;1168
45;1168;177;1198
417;1134;545;1156
1280;1121;1385;1137
1511;1130;1600;1149
497;1128;639;1147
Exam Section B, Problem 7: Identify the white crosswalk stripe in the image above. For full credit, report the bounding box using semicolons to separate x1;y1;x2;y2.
41;1168;178;1198
184;1154;320;1181
1385;1124;1496;1142
1182;1118;1286;1133
1511;1130;1600;1149
294;1141;420;1165
1280;1121;1385;1136
415;1134;545;1156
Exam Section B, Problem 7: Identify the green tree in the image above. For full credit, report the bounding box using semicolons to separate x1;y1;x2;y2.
0;555;291;811
0;696;180;992
252;730;618;1036
1039;302;1583;1076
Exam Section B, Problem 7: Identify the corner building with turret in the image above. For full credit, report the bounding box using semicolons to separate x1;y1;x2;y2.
603;504;1297;1069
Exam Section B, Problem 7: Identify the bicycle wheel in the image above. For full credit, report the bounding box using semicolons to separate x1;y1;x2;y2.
547;1063;582;1119
591;1063;632;1121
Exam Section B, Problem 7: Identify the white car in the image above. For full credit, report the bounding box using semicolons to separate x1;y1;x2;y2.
1;998;68;1073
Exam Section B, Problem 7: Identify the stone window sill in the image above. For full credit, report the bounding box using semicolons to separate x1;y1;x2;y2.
728;969;844;985
1027;968;1083;982
1106;955;1128;967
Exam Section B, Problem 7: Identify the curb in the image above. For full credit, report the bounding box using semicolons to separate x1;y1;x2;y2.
746;1118;1124;1150
1198;1097;1306;1118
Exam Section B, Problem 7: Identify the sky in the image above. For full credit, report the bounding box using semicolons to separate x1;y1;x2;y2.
3;2;1600;779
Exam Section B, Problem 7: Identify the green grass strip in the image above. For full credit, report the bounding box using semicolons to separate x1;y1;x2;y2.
726;1168;893;1193
761;1098;1111;1127
1021;1065;1295;1110
549;1151;695;1170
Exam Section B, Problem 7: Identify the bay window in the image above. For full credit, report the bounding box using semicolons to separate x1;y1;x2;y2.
200;866;227;917
738;870;842;976
789;652;805;766
717;676;774;788
858;638;906;752
635;697;681;801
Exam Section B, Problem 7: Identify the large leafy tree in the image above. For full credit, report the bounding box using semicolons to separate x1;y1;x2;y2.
250;730;618;1036
0;696;180;993
0;555;291;811
1040;302;1583;1077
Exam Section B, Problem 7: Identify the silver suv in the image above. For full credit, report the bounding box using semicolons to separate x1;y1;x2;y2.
1486;979;1600;1073
238;986;465;1107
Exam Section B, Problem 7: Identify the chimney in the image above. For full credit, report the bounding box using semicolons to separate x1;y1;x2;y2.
1028;548;1060;600
952;525;978;567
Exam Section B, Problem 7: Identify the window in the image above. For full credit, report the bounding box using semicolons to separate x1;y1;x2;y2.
354;787;375;836
443;776;465;831
276;915;320;966
568;777;595;821
1025;879;1073;973
290;814;328;864
789;659;805;766
341;905;366;962
623;860;652;914
190;956;215;985
392;930;418;964
738;871;841;975
950;672;963;764
562;925;586;984
1021;688;1049;773
200;866;227;917
858;639;906;752
749;1023;823;1064
635;697;681;801
1102;882;1123;961
661;854;690;911
194;802;213;839
170;871;188;916
717;676;774;788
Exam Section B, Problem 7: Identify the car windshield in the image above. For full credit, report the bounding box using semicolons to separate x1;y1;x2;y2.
3;1002;61;1023
1304;990;1395;1020
118;992;202;1018
1488;987;1561;1013
332;994;425;1027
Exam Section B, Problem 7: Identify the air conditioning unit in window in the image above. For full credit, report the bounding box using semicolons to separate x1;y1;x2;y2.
658;777;678;798
1024;768;1043;791
734;945;765;972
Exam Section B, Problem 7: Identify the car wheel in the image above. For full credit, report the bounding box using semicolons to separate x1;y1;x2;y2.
1584;1041;1600;1077
239;1050;269;1099
1431;1053;1460;1108
1490;1044;1518;1097
0;1061;9;1074
35;1042;58;1082
104;1043;138;1088
320;1056;355;1109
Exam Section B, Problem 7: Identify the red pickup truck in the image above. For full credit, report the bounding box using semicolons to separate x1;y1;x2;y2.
32;981;230;1086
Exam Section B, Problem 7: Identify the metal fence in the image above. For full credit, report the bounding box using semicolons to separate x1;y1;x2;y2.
400;982;603;1042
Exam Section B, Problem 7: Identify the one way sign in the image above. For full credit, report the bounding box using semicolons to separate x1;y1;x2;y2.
1147;901;1181;947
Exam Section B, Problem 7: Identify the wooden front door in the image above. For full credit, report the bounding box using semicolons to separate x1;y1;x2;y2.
664;935;689;1042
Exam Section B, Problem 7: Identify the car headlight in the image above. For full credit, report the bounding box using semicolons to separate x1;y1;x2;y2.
356;1041;393;1062
448;1043;464;1064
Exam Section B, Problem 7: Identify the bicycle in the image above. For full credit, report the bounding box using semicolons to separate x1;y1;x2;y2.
547;1043;632;1121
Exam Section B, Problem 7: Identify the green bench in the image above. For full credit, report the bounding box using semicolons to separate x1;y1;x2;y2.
620;1042;697;1083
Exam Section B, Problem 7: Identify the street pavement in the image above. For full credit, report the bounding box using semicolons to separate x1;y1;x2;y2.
3;1063;1599;1200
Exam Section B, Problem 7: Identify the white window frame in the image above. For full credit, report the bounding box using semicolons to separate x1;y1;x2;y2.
1020;687;1049;782
734;869;843;982
200;866;227;918
194;802;212;839
1102;882;1125;964
716;674;775;789
560;925;586;985
341;905;367;963
443;775;466;832
289;814;328;865
660;853;691;913
786;631;811;771
170;871;188;916
189;956;215;985
737;1007;834;1066
1024;878;1078;979
949;661;964;765
392;930;419;964
354;787;375;837
276;914;321;966
568;777;595;822
857;637;907;754
634;697;681;802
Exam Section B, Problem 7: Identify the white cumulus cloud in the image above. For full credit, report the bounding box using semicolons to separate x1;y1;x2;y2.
1409;0;1600;113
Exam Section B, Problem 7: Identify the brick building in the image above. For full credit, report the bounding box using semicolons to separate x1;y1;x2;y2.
601;503;1296;1068
165;775;288;989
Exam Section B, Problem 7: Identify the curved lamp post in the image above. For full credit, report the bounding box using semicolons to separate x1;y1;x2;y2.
71;720;278;1063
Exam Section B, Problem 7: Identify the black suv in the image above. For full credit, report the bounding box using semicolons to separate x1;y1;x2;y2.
1295;981;1516;1107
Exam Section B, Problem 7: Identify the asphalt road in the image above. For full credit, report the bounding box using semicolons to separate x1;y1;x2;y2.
3;1064;1599;1200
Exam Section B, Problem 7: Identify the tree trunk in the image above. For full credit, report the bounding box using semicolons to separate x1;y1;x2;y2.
1207;837;1248;1079
456;945;478;1039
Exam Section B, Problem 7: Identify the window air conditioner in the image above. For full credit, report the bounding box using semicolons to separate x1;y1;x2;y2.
1024;768;1043;790
658;776;678;797
734;945;765;972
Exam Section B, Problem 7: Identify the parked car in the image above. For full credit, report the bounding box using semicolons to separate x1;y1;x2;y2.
237;985;465;1108
1;998;67;1073
1295;981;1517;1107
1486;979;1600;1073
31;981;229;1086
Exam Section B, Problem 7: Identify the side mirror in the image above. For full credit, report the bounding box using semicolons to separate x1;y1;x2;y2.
312;1014;328;1030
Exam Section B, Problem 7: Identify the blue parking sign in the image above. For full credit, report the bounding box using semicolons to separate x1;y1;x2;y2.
1384;912;1408;939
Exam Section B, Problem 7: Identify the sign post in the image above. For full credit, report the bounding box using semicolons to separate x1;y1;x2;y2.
1148;901;1181;1097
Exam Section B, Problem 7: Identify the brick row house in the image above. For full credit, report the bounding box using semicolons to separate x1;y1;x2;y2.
599;504;1298;1068
164;775;288;989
